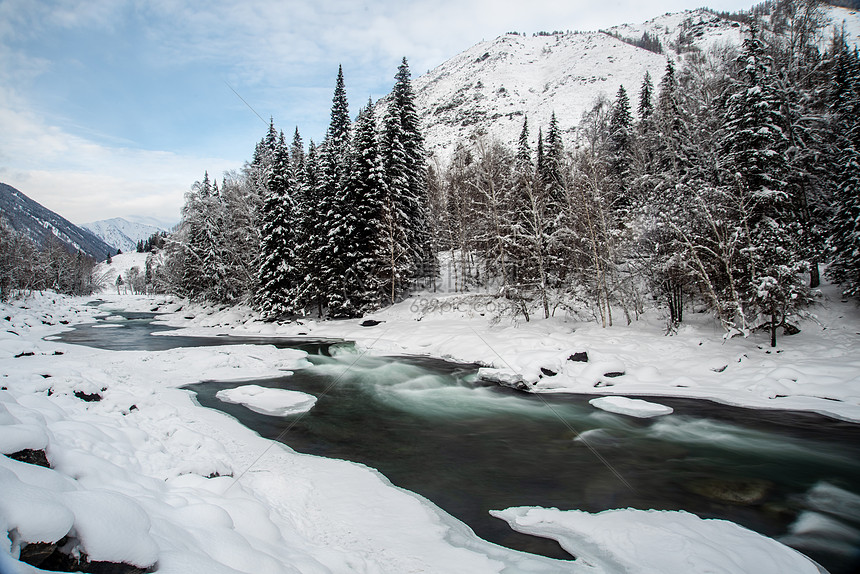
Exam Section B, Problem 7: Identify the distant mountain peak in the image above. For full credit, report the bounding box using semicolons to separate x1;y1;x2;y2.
81;217;167;253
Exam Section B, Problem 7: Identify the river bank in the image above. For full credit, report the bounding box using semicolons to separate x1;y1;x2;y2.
1;290;853;573
115;275;860;424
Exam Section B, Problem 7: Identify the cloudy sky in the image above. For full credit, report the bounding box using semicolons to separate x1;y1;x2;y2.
0;0;753;225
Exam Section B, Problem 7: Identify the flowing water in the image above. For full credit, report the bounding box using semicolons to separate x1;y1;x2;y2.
57;309;860;573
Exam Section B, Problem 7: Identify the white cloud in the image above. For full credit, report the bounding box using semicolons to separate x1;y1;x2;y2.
0;85;239;224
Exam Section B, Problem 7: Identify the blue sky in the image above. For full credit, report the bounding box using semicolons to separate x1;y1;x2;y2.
0;0;753;225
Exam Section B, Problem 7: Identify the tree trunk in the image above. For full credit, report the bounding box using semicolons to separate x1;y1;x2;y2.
809;260;820;289
770;305;778;348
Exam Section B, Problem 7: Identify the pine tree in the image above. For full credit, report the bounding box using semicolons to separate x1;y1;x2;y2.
608;85;634;214
294;141;325;314
721;22;807;345
318;66;355;317
540;112;564;199
638;70;654;121
257;130;295;318
516;116;532;174
346;100;388;312
381;58;432;302
826;36;860;297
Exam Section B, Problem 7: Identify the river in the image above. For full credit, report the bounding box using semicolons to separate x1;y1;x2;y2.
56;309;860;573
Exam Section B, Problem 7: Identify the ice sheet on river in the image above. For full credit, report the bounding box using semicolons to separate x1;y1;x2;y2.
216;385;317;416
588;396;673;418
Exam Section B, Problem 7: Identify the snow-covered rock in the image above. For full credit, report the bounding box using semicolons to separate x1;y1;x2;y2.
476;367;527;390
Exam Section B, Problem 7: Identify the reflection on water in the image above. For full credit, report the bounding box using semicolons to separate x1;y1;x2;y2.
59;309;860;572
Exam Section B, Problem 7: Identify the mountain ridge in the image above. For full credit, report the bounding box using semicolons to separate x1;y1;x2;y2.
410;4;860;165
0;182;114;261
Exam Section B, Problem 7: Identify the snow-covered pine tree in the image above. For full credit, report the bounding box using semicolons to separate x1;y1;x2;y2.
826;35;860;297
381;58;431;303
638;70;654;121
540;112;564;201
318;66;355;317
346;100;387;312
721;22;808;345
290;128;306;179
285;127;308;305
294;141;325;314
608;85;634;215
256;130;295;318
532;113;568;292
392;58;434;286
380;104;411;304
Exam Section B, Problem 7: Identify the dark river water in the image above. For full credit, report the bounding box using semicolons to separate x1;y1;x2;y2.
56;308;860;573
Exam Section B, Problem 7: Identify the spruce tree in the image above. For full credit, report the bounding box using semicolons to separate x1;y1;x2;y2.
294;141;324;314
319;66;354;316
541;112;564;199
348;100;389;311
381;58;431;302
826;37;860;297
721;23;807;345
638;70;654;121
608;85;634;214
257;130;295;318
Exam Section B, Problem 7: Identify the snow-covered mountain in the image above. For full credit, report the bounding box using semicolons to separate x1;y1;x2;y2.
81;217;166;254
0;182;114;260
412;5;860;165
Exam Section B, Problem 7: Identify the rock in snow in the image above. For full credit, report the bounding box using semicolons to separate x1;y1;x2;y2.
589;396;674;418
476;367;529;390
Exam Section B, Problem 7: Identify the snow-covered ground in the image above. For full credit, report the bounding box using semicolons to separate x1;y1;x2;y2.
2;281;856;573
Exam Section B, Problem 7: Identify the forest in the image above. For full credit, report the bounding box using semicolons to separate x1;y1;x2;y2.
2;0;850;348
0;218;98;300
150;0;860;347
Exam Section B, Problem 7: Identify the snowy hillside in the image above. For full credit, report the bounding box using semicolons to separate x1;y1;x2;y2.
92;251;150;292
826;4;860;46
0;182;113;260
412;5;860;165
411;8;737;164
81;217;165;254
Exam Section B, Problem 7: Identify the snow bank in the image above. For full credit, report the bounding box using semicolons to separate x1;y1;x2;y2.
588;396;673;418
491;506;823;574
216;385;317;416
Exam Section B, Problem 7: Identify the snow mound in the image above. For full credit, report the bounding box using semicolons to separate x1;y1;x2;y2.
216;385;317;416
588;396;673;418
492;506;822;574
